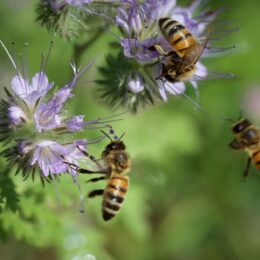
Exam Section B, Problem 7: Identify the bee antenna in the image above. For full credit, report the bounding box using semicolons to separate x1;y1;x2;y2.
118;132;125;141
100;130;113;142
219;116;235;123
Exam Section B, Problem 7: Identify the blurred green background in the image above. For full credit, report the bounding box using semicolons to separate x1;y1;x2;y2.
1;0;260;259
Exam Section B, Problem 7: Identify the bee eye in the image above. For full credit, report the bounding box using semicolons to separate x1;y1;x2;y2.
117;153;127;163
233;119;251;133
242;129;258;141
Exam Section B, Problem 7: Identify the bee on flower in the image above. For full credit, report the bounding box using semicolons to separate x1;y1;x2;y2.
98;0;235;112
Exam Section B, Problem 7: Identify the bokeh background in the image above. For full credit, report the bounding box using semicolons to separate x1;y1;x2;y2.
1;0;260;259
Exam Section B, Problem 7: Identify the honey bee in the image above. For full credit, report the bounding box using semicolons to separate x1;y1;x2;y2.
69;131;131;221
154;17;209;82
230;118;260;177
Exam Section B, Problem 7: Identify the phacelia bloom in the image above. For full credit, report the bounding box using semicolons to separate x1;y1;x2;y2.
98;0;234;112
0;41;108;185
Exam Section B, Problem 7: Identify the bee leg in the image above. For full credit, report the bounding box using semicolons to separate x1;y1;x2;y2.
64;162;108;174
87;176;106;183
154;44;168;56
79;168;108;174
64;161;89;172
166;50;180;58
88;189;104;198
64;162;80;171
243;157;251;179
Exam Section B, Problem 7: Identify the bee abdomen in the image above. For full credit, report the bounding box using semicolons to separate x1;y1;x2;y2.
252;150;260;169
159;18;179;32
159;17;196;54
102;175;129;221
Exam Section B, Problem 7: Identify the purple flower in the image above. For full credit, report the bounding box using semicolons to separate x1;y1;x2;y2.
11;72;54;109
0;41;108;183
8;106;28;126
29;140;86;177
66;115;85;132
127;74;144;94
158;80;186;102
121;38;159;63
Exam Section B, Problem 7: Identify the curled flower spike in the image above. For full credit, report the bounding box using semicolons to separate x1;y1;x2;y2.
0;41;115;185
39;0;93;11
98;0;235;112
36;0;120;40
36;0;92;40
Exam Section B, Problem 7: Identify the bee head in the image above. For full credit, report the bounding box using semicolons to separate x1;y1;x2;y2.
232;119;251;133
105;140;126;152
101;126;126;154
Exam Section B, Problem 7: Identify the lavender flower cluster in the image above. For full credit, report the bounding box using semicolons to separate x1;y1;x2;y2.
0;41;110;186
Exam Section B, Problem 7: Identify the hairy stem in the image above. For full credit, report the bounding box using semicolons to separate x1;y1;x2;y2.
73;29;104;66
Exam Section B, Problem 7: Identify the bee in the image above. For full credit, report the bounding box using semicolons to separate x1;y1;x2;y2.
230;118;260;177
69;130;131;221
154;17;209;82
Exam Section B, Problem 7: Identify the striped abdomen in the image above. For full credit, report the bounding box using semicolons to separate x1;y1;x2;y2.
252;150;260;169
159;18;197;57
102;174;129;221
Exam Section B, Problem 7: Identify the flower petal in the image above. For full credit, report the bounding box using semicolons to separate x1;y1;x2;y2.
30;140;69;177
11;75;30;98
30;140;87;177
8;106;28;126
127;74;144;94
66;115;86;132
34;87;73;132
158;81;168;102
121;38;159;62
165;81;186;95
31;72;53;94
17;140;34;155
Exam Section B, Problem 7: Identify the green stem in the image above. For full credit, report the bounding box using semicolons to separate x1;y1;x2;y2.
73;29;104;66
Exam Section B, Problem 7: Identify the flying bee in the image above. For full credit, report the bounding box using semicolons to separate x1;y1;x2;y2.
230;118;260;178
154;17;210;82
68;129;131;221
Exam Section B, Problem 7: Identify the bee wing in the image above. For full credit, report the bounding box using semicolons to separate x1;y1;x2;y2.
180;32;211;69
192;36;210;64
94;159;110;173
83;157;110;173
